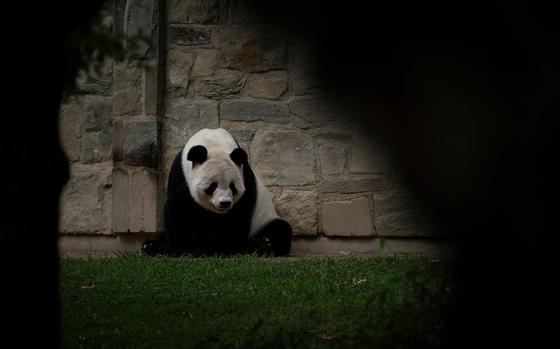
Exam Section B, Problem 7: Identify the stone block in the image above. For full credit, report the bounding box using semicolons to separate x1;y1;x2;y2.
81;130;113;163
59;100;84;162
192;49;219;77
289;42;324;96
142;170;158;232
170;25;211;45
76;74;113;96
321;198;374;236
252;130;315;185
288;97;341;123
128;169;158;233
113;63;142;115
319;144;347;175
111;167;129;232
318;177;385;193
220;101;289;123
292;73;323;96
315;130;353;143
124;121;158;167
84;97;112;132
196;71;245;99
165;99;219;149
166;48;194;97
112;120;124;161
228;128;255;144
124;0;158;58
274;190;318;235
59;163;112;234
143;62;160;116
169;0;227;24
350;139;390;174
215;26;287;72
374;191;434;237
246;71;288;100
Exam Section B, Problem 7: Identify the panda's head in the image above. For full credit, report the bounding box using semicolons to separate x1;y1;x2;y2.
186;145;247;214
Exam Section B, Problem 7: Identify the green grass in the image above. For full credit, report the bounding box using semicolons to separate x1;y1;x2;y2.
60;254;457;349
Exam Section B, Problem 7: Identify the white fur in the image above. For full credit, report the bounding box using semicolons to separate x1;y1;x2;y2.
181;129;245;214
249;176;280;237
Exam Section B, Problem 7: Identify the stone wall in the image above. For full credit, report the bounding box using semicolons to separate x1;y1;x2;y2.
58;0;443;256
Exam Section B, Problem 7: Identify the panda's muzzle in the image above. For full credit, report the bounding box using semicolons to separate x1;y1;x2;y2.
219;200;232;209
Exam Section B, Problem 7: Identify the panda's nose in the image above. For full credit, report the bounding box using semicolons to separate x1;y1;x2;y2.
219;200;232;208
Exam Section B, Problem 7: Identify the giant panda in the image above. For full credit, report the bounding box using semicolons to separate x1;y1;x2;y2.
143;128;292;256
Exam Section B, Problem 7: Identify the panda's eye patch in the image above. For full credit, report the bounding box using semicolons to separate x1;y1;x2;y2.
205;182;218;195
230;182;238;195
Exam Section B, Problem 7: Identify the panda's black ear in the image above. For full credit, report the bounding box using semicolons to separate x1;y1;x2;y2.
187;145;207;166
230;148;247;167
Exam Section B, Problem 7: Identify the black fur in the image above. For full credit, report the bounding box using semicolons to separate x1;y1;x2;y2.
186;145;207;165
142;147;292;257
229;148;247;167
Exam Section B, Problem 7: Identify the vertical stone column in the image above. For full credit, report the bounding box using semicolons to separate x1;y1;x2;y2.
111;0;164;235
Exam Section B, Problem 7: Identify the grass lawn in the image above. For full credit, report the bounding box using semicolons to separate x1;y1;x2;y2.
60;254;457;348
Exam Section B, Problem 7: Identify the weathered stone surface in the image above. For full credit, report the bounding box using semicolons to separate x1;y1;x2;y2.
290;237;454;256
246;71;288;100
170;25;211;45
128;169;158;232
124;121;158;167
111;167;129;232
350;140;391;174
82;97;113;163
112;120;124;161
169;0;227;24
315;130;353;143
196;71;245;99
165;99;219;149
192;49;219;77
275;190;318;235
252;130;315;185
128;170;142;232
228;128;255;143
289;97;341;123
59;235;148;257
319;144;347;175
318;177;385;193
166;48;195;97
290;39;323;96
292;73;323;96
215;26;287;72
143;62;160;116
124;0;158;58
59;100;84;162
125;0;157;36
220;101;289;123
113;64;142;115
75;58;113;96
84;98;111;131
59;163;112;234
113;0;127;36
163;150;180;189
76;72;113;96
374;191;434;237
322;198;374;236
81;130;113;163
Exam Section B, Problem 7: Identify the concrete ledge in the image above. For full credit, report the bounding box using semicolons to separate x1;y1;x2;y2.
59;234;455;257
290;237;456;257
59;234;150;257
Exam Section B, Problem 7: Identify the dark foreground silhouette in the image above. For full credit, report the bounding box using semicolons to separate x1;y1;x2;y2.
3;1;558;348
